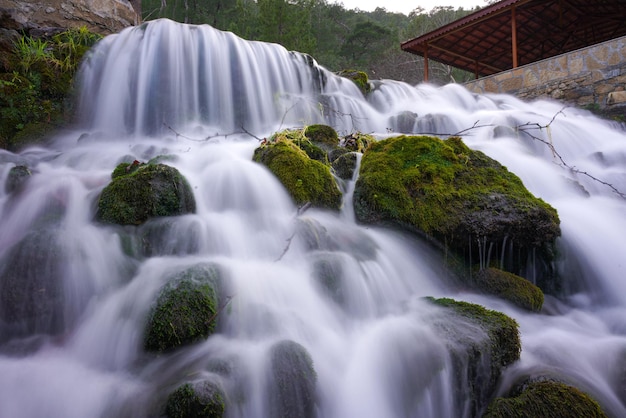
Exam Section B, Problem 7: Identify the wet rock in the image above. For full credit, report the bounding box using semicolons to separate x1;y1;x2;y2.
427;297;521;416
267;340;317;418
253;136;342;210
484;379;607;418
144;264;221;353
5;165;31;193
474;267;544;312
165;380;226;418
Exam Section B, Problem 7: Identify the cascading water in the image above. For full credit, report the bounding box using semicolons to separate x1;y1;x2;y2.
1;18;625;417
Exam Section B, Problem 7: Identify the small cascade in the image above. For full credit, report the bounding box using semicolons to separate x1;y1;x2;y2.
1;18;626;418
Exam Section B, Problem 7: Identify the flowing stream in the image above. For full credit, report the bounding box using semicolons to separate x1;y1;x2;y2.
1;19;626;417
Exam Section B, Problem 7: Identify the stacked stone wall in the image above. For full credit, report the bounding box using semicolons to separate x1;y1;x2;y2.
465;36;626;113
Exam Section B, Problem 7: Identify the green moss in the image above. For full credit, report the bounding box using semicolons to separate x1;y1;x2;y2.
96;163;196;225
165;381;225;418
483;380;607;418
475;268;544;312
253;137;342;210
144;264;221;352
337;69;371;95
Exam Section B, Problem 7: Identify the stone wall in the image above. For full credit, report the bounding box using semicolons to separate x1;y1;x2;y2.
465;36;626;113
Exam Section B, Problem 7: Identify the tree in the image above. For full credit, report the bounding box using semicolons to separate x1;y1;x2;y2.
340;21;392;67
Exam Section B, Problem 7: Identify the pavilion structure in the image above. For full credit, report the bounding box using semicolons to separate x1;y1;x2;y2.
401;0;626;81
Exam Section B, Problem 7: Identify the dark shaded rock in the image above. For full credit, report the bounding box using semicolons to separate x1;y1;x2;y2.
165;380;226;418
144;264;221;353
96;162;196;226
268;340;317;418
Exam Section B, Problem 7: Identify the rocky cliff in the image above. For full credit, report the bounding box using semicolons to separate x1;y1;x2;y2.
0;0;138;36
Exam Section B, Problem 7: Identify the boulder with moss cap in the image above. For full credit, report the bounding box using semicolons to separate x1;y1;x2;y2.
253;131;342;210
96;161;196;226
354;135;560;289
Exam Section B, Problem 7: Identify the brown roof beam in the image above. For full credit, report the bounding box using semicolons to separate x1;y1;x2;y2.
426;43;505;74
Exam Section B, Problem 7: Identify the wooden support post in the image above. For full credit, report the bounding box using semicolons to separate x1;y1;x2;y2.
424;43;429;82
511;6;518;68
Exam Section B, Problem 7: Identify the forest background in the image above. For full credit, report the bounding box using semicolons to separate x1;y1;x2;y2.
141;0;486;85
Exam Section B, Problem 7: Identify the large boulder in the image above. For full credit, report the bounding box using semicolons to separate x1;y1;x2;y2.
427;297;521;416
0;0;138;36
253;133;342;210
96;162;196;226
483;379;607;418
354;135;560;286
144;264;221;353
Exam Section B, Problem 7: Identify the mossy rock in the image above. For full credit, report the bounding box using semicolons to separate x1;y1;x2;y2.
268;340;317;418
337;69;371;95
5;165;32;193
483;380;607;418
253;139;342;210
427;297;521;416
475;268;544;312
354;135;560;282
144;264;221;352
165;380;226;418
96;162;196;225
304;124;339;151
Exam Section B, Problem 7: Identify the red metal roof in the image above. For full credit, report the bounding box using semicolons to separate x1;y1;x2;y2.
401;0;626;77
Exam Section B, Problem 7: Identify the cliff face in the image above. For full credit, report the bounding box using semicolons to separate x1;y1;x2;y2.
0;0;138;36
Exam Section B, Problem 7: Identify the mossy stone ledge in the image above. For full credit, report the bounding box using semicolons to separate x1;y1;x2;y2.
96;161;196;226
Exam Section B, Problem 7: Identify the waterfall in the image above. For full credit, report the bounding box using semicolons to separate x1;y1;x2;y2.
1;18;626;417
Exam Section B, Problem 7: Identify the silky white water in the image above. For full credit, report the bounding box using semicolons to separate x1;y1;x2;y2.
1;19;625;417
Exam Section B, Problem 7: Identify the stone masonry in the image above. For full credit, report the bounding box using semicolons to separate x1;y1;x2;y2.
465;36;626;113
